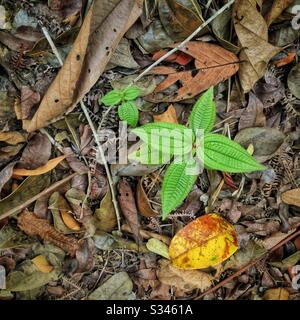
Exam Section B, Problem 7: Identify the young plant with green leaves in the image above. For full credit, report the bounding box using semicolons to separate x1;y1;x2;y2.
129;87;265;219
100;86;140;127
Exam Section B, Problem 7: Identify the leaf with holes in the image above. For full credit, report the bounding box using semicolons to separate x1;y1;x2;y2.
123;86;141;101
199;133;265;173
101;89;122;106
169;213;238;269
131;122;193;156
189;87;215;134
118;101;139;127
161;161;198;219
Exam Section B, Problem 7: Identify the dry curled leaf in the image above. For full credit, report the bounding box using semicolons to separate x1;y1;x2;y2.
263;288;290;300
118;179;142;245
265;0;294;26
153;104;178;123
281;188;300;207
13;155;66;176
233;0;280;92
157;259;213;292
18;211;79;256
32;255;54;273
23;0;142;132
95;188;117;232
146;41;239;102
169;213;238;269
136;177;159;217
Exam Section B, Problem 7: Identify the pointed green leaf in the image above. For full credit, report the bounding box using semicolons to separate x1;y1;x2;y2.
100;90;122;106
131;122;194;156
161;161;198;219
199;133;265;173
128;143;172;165
123;86;141;101
118;102;139;127
189;87;215;134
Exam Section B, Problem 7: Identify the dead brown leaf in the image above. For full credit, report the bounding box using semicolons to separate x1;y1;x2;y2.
146;41;239;102
118;179;142;245
157;259;213;292
265;0;294;26
263;288;289;300
18;133;51;170
23;0;142;132
238;92;266;130
136;177;159;217
153;104;178;123
233;0;280;92
281;188;300;207
20;87;41;120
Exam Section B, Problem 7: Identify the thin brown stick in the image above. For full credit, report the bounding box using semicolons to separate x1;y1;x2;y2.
0;173;77;220
197;228;300;299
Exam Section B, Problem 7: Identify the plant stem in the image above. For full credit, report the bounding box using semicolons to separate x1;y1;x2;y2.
131;0;236;85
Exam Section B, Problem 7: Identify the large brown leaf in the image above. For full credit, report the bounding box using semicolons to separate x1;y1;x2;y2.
146;41;239;102
233;0;280;93
23;0;142;132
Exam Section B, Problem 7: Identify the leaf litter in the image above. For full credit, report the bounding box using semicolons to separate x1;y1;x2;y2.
0;0;300;301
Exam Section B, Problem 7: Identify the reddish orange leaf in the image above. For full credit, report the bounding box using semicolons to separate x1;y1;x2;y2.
154;105;178;123
273;52;296;67
152;50;193;65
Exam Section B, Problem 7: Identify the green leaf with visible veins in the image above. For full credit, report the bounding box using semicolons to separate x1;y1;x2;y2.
161;161;198;219
189;87;216;134
128;143;172;165
100;90;122;106
123;86;141;101
199;133;265;173
131;122;194;156
118;101;139;127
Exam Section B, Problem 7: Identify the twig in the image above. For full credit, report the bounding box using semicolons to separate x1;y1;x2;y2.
80;100;121;232
130;0;236;85
197;228;300;299
0;173;77;220
41;27;122;232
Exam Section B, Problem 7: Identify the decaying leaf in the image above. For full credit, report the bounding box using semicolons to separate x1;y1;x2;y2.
238;92;266;130
136;177;159;217
118;179;142;245
169;213;238;269
95;188;117;232
263;288;289;300
154;104;178;123
31;255;54;273
17;211;79;256
281;188;300;207
233;0;280;92
0;174;50;217
13;155;66;176
0;131;26;145
88;272;134;300
157;259;213;292
5;260;60;292
265;0;294;26
146;238;170;259
23;0;143;132
146;41;239;102
158;0;206;41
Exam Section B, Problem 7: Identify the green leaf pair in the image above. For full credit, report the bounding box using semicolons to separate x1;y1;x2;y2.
130;87;265;219
100;86;140;127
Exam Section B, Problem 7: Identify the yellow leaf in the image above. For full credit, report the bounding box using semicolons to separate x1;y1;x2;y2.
154;105;178;123
169;213;238;269
13;155;66;176
61;210;81;231
263;288;289;300
146;238;170;259
32;255;54;273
